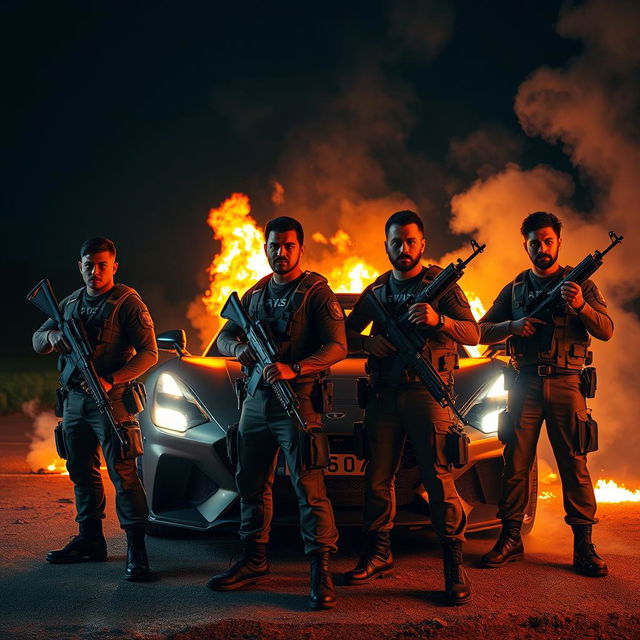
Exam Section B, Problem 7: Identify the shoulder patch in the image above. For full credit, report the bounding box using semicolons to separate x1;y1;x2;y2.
138;308;154;329
453;286;471;309
327;300;345;321
592;286;607;306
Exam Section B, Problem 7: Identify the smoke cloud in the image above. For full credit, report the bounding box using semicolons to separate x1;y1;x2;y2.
23;399;63;474
447;0;640;480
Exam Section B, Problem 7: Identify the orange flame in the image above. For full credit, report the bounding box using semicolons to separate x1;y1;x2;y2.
594;479;640;503
199;193;379;340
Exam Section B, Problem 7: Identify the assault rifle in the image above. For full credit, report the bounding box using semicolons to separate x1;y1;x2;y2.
221;291;308;431
396;239;485;323
27;279;126;453
523;231;624;318
359;291;468;424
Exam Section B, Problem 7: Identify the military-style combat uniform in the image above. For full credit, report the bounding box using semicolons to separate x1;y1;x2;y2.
32;284;157;577
479;266;613;576
210;270;347;608
344;265;479;603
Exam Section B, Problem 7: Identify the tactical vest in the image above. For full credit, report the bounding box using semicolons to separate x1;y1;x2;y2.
246;271;329;376
368;267;459;380
60;284;140;378
506;268;590;370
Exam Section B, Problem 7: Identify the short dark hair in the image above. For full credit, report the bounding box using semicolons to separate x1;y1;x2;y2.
520;212;562;238
264;216;304;244
384;210;424;237
79;237;116;259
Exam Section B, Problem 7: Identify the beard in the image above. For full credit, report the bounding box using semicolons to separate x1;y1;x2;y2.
270;255;299;275
532;251;558;270
390;253;421;272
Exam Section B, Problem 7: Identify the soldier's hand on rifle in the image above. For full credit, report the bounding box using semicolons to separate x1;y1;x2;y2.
407;302;440;327
510;317;546;337
234;342;257;366
363;335;397;357
560;281;585;311
263;362;296;383
80;377;113;394
47;330;71;354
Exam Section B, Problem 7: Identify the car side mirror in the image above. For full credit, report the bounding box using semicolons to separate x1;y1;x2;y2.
156;329;189;357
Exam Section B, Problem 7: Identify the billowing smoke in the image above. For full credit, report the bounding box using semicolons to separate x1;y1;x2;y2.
446;0;640;480
23;399;64;474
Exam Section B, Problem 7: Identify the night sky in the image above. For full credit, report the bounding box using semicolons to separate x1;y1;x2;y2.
2;1;590;357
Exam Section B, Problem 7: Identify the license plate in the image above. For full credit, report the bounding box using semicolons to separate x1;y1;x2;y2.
281;453;366;476
326;453;365;476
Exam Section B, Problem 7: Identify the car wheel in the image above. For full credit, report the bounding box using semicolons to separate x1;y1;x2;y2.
521;457;538;535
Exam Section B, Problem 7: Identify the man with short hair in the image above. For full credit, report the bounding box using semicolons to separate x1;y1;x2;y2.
343;210;479;605
32;237;158;580
479;212;613;576
208;216;347;610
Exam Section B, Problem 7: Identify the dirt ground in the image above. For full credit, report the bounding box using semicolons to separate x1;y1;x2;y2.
1;415;639;640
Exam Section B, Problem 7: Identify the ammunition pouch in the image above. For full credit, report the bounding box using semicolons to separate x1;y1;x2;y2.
311;379;334;413
580;367;597;399
300;426;330;470
226;422;239;468
356;377;371;410
352;420;367;461
55;388;66;418
234;378;247;410
444;424;470;468
122;380;147;415
54;421;68;460
115;419;144;460
497;409;514;445
575;409;598;455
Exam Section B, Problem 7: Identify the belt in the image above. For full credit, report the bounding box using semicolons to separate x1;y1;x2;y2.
519;364;581;377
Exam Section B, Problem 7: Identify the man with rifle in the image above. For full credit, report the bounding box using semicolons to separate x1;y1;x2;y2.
343;210;480;605
208;216;347;610
31;237;157;581
479;211;618;577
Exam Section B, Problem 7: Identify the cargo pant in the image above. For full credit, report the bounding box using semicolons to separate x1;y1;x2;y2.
363;383;466;544
497;371;597;525
236;384;338;554
62;388;148;529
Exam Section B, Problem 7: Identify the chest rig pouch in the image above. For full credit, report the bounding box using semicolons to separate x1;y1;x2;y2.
507;268;591;371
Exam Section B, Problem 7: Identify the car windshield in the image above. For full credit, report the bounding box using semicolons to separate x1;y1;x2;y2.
203;292;479;358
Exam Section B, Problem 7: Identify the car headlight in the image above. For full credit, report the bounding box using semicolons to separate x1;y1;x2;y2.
480;408;503;433
465;373;508;434
152;373;208;433
486;373;507;399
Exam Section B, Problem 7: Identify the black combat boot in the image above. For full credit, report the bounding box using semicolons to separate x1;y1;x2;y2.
572;524;608;577
309;551;336;610
46;519;108;564
343;530;394;585
125;526;151;581
442;542;472;605
207;540;269;591
481;519;524;568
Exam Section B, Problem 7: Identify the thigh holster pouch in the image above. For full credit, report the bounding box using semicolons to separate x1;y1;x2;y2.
54;421;68;460
55;388;66;418
123;381;147;415
575;409;598;455
445;424;470;468
116;419;144;460
226;422;239;468
580;367;597;399
352;420;367;461
311;380;334;413
497;409;514;445
234;378;247;410
356;377;371;410
301;426;331;470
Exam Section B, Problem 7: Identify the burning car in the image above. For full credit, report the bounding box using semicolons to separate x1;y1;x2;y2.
139;293;537;536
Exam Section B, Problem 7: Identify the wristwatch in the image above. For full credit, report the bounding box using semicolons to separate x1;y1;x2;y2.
292;362;301;376
435;314;445;329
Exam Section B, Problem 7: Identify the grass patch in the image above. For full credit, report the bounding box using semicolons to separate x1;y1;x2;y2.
0;356;59;414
